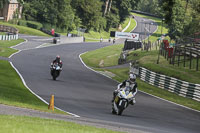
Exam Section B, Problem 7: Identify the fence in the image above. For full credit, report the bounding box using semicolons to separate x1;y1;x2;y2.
139;67;200;102
0;34;19;40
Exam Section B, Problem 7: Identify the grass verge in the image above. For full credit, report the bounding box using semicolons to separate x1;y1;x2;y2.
0;39;24;57
0;60;65;114
124;18;137;33
0;22;50;37
0;115;121;133
121;17;130;29
81;44;123;68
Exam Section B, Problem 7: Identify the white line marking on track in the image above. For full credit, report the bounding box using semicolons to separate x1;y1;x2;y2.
10;39;28;49
9;50;21;58
79;52;200;113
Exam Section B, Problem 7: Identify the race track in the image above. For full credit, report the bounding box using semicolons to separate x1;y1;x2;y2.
11;16;200;133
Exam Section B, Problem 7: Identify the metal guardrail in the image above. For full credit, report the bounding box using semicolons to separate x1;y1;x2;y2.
139;67;200;101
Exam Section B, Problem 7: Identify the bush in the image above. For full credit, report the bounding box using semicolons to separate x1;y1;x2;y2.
18;20;27;27
27;21;43;30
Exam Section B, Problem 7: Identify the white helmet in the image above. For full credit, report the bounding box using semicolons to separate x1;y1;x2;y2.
129;73;136;82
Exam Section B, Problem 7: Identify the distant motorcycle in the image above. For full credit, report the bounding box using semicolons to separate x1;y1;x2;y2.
112;87;135;115
50;63;62;80
113;39;115;44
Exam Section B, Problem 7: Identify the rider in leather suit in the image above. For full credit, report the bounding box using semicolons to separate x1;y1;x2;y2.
112;73;138;105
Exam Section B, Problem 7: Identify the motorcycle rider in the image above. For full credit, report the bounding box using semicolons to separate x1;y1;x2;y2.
112;73;138;105
52;55;62;67
51;55;62;76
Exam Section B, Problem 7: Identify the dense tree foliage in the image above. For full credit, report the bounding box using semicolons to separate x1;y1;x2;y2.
22;0;74;32
136;0;200;41
19;0;133;32
0;0;8;9
136;0;163;16
162;0;200;41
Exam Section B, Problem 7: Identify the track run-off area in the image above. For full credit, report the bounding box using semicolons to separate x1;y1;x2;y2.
9;16;200;133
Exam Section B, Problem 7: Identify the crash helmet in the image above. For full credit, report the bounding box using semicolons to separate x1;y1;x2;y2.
129;73;136;83
56;55;60;62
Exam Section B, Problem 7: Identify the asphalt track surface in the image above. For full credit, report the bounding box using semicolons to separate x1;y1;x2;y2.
11;16;200;133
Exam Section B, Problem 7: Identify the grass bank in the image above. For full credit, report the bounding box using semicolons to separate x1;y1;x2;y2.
124;18;137;33
81;44;123;68
0;39;24;57
127;50;200;84
0;115;121;133
0;22;50;37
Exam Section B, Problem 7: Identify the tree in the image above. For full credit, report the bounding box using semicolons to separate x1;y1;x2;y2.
136;0;163;16
115;0;132;22
162;0;199;40
72;0;104;31
104;0;109;16
183;0;200;37
23;0;74;32
0;0;8;9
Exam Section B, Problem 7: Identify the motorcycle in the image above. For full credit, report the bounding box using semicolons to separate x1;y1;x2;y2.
112;87;135;115
50;63;62;80
113;39;115;44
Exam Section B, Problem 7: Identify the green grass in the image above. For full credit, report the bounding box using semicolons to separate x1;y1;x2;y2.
121;17;131;29
126;50;200;84
0;39;24;57
0;32;6;35
84;30;111;41
0;60;65;114
0;22;50;37
0;115;121;133
81;44;123;68
124;18;137;33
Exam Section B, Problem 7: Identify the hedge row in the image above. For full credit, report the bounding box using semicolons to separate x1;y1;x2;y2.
18;20;43;30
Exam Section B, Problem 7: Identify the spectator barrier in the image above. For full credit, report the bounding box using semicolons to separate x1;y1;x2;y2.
139;67;200;101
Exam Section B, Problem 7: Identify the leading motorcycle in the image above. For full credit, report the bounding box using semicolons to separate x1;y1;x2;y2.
112;87;135;115
50;63;62;80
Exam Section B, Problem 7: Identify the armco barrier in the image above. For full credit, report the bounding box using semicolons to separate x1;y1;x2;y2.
139;67;200;101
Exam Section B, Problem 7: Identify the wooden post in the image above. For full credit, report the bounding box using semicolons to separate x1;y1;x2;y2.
178;50;180;66
197;55;199;71
183;47;186;67
190;48;192;69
